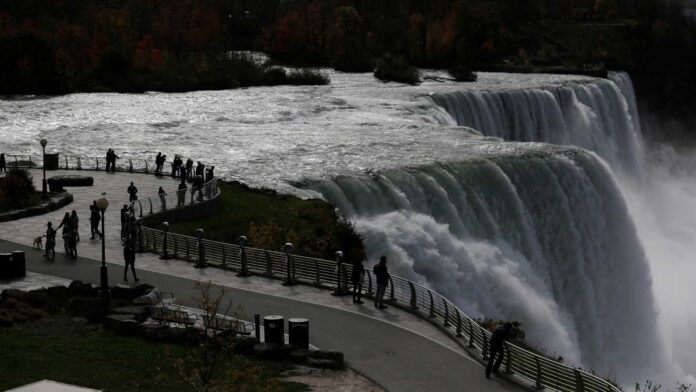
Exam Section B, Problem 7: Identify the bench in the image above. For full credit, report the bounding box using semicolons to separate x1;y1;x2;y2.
202;315;255;336
150;307;199;326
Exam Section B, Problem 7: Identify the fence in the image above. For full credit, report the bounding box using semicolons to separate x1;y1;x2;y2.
127;178;220;219
138;224;620;392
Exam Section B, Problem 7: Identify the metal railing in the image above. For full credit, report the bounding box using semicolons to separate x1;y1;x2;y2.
127;178;220;219
138;225;619;392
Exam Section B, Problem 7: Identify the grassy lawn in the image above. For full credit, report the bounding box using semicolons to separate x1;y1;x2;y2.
169;181;365;262
0;316;307;392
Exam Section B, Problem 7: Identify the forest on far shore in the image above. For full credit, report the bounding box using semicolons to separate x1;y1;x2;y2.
1;0;695;141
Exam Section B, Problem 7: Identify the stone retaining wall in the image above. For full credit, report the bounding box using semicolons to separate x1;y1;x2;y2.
0;192;73;223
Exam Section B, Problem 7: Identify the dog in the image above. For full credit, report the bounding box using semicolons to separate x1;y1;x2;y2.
33;235;43;249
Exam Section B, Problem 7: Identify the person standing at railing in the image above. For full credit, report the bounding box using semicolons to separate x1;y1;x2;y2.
177;178;187;207
158;186;166;211
351;258;365;304
110;150;119;172
205;165;214;182
0;153;6;173
127;182;138;202
373;256;390;309
485;322;514;379
195;161;205;179
172;155;182;178
105;150;111;172
185;158;194;180
193;175;204;202
154;152;162;176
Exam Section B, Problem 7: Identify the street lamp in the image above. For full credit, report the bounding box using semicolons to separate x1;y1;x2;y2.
282;242;295;286
95;194;109;296
40;139;47;199
237;235;250;277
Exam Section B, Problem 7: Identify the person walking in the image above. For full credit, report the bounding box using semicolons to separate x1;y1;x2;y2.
122;222;139;282
0;153;6;173
120;204;129;239
127;182;138;202
373;256;390;309
56;212;74;257
89;204;101;240
485;322;514;379
158;186;166;211
70;210;80;242
105;149;111;172
177;178;187;207
351;258;365;304
44;222;56;260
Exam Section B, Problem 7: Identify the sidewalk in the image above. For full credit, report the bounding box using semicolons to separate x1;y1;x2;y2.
0;170;525;392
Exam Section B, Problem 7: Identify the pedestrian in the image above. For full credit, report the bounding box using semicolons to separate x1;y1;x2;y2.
351;258;365;304
110;149;119;172
44;222;56;260
177;178;187;207
89;204;101;240
0;153;6;173
171;155;181;178
185;158;194;180
373;256;390;309
205;165;215;182
158;186;166;210
154;152;162;176
193;175;204;202
127;182;138;202
195;161;205;178
486;322;514;379
123;230;139;282
70;210;80;242
105;149;111;172
56;212;75;257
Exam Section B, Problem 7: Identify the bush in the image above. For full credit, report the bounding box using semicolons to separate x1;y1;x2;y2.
285;68;330;85
374;54;420;85
448;65;477;82
0;168;36;206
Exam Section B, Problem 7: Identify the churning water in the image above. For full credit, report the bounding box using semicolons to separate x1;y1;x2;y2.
1;70;692;384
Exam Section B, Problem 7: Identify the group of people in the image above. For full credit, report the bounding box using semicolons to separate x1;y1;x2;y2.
154;152;167;176
105;149;119;172
44;211;80;260
349;255;390;309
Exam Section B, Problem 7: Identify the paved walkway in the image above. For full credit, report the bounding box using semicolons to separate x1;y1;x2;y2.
0;170;525;392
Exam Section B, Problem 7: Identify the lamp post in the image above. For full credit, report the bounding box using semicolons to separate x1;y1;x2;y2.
282;242;295;286
333;250;345;296
195;228;206;268
40;139;47;199
95;194;109;296
237;235;250;277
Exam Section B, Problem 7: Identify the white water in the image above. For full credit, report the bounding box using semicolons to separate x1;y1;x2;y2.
0;70;689;383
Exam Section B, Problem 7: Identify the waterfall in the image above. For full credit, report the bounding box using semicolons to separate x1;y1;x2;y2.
429;72;643;172
309;72;674;382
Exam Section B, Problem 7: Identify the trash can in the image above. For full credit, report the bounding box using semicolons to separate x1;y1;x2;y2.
288;318;309;349
44;153;60;170
0;253;12;279
264;315;284;345
10;251;26;278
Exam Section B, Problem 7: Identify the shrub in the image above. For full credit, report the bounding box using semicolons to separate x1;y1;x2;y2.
0;168;36;205
374;54;420;85
285;68;330;85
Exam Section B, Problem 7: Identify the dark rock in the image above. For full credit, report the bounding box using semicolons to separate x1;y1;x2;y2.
291;349;344;369
45;286;70;303
253;343;294;361
48;175;94;187
232;336;257;356
110;285;136;300
69;296;109;321
68;281;95;297
23;289;50;308
131;284;155;298
103;313;136;330
306;357;343;370
115;319;139;335
112;306;149;322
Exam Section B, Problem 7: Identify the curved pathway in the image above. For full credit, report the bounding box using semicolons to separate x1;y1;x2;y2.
0;170;525;392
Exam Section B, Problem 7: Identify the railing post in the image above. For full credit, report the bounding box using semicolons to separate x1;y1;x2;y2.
221;245;226;266
282;243;295;286
129;159;133;173
456;311;463;337
468;319;475;348
408;281;418;310
145;161;149;174
77;157;81;170
94;157;97;171
144;227;150;251
333;251;344;295
428;290;436;318
388;276;395;302
443;298;450;327
195;229;206;268
160;222;171;260
534;357;544;390
173;235;178;257
314;260;321;286
574;369;584;392
264;251;273;277
137;200;144;218
237;236;250;276
185;238;190;260
482;334;489;360
148;199;153;215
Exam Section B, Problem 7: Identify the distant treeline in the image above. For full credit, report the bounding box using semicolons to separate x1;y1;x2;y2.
1;0;695;138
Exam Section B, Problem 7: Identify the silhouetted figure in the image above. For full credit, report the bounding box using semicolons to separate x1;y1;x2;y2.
486;322;514;379
351;259;365;304
45;222;56;260
195;161;205;178
70;210;80;242
193;175;204;201
105;149;111;171
185;158;194;180
205;165;215;182
154;152;162;176
171;155;182;178
57;212;76;258
177;179;187;207
127;182;138;202
158;186;166;210
373;256;389;309
110;149;119;172
120;204;129;239
0;153;6;173
123;220;138;282
89;204;101;240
